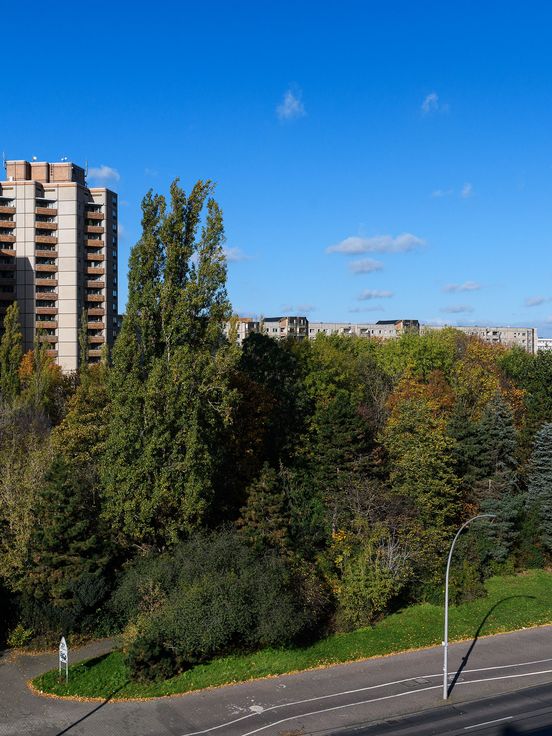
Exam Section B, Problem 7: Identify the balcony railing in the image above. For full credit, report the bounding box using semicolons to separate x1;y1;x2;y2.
35;207;58;217
35;235;58;245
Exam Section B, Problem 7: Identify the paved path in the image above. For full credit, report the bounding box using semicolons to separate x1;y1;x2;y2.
2;627;552;735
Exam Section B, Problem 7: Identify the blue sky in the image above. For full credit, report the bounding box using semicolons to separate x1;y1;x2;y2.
4;1;552;333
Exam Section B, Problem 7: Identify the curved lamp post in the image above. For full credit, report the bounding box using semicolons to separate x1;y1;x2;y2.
443;513;496;700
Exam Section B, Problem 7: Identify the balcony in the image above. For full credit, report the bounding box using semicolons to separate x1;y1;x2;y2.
36;307;58;316
86;266;105;276
35;291;57;300
86;294;104;303
86;252;105;261
88;349;103;358
85;239;104;247
85;225;104;234
35;207;58;217
0;206;15;215
36;250;58;258
35;222;57;231
86;211;104;221
87;307;105;316
0;262;15;271
0;221;15;229
88;336;105;344
0;234;16;243
87;321;105;330
36;278;58;287
36;264;57;273
87;280;105;288
45;349;58;358
37;334;58;344
0;249;15;258
36;235;58;245
35;320;58;329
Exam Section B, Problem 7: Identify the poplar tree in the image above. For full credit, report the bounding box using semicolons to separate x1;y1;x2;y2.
0;302;22;403
78;308;89;372
102;180;234;549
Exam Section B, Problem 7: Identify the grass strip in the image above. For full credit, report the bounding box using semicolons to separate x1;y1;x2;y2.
32;569;552;699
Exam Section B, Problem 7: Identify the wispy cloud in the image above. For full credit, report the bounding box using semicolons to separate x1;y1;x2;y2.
431;188;453;198
421;92;449;115
327;233;424;255
88;164;120;182
144;167;158;177
440;305;474;314
358;289;394;301
349;305;385;313
525;296;550;307
461;182;474;198
224;247;251;263
276;88;306;121
349;258;384;274
281;303;316;314
443;281;481;293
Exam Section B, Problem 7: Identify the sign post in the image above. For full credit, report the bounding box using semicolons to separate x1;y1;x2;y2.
59;636;68;684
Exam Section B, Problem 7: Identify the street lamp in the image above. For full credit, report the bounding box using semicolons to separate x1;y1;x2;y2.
443;513;496;700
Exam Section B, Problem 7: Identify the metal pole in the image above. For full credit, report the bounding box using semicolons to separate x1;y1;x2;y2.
443;514;495;700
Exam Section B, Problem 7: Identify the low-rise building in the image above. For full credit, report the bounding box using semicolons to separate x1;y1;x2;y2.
262;315;308;339
421;324;537;354
537;337;552;352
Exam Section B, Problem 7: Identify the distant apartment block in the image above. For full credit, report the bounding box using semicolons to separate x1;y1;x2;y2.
0;160;118;371
421;324;537;353
227;315;537;353
537;338;552;352
308;319;419;339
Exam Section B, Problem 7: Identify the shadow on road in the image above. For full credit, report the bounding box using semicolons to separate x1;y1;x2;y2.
448;594;537;698
501;725;552;735
54;682;128;736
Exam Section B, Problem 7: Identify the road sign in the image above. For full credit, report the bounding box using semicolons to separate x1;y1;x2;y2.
59;636;68;683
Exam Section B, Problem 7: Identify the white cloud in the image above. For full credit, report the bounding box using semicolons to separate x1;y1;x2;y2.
421;92;449;115
281;303;316;314
443;281;481;293
349;305;385;313
327;233;424;255
276;89;306;121
431;189;453;198
88;164;120;182
525;296;550;307
224;247;250;263
358;289;394;301
440;305;474;314
349;258;384;274
461;182;474;198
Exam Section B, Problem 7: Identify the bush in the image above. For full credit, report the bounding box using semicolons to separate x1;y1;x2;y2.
114;529;328;681
7;623;34;649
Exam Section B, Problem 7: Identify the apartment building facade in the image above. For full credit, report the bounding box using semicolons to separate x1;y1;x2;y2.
0;160;118;371
420;324;537;353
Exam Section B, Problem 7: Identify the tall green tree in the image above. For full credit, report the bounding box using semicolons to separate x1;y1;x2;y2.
78;308;89;372
526;422;552;554
0;302;22;403
102;180;235;549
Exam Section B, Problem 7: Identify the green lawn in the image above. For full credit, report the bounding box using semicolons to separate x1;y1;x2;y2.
32;569;552;700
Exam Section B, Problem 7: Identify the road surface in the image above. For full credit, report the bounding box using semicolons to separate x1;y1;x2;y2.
2;626;552;735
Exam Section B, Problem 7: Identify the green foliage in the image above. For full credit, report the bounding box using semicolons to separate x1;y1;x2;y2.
114;530;326;680
23;455;110;631
102;180;235;548
237;464;290;553
526;422;552;553
0;302;22;403
7;623;34;649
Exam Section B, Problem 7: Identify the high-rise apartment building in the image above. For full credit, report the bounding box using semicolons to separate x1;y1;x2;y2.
0;160;118;371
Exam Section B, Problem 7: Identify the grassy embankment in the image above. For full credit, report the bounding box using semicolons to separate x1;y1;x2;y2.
32;569;552;700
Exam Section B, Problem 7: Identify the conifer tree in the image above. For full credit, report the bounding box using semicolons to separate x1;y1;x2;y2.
78;308;89;372
26;455;108;608
0;301;22;403
237;464;290;553
526;422;552;553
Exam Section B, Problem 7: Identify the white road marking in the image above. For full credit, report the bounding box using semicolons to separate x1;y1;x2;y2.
241;670;552;736
464;716;513;730
179;657;552;736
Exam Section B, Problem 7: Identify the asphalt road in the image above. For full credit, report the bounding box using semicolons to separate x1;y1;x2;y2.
2;626;552;736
